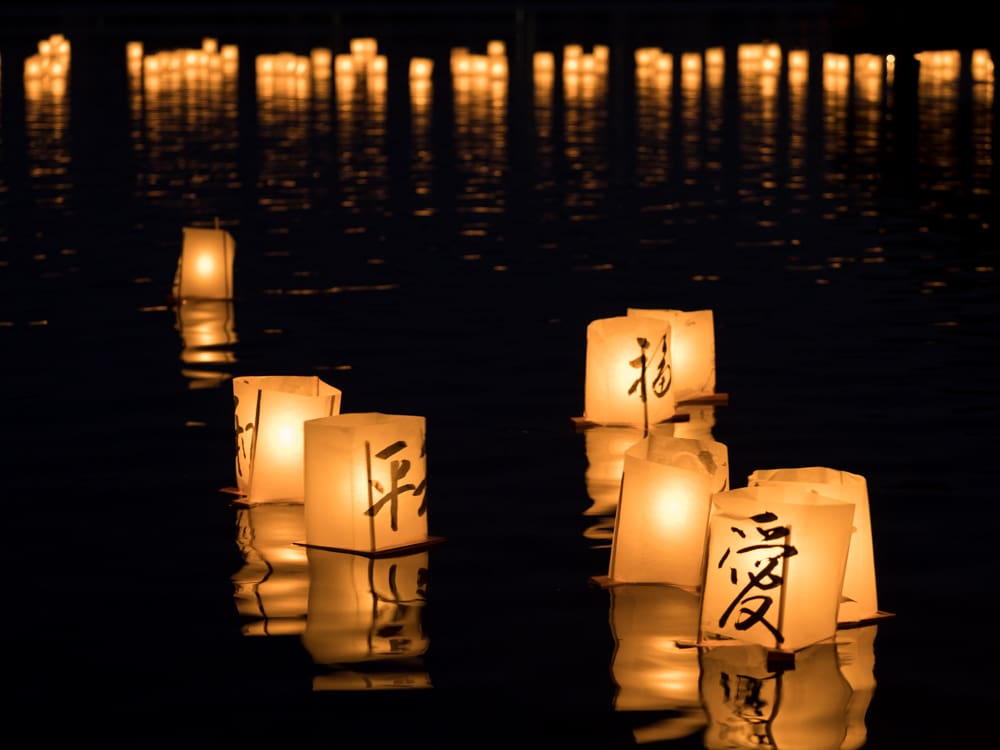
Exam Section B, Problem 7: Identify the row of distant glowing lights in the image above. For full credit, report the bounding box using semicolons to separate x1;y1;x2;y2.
20;33;994;92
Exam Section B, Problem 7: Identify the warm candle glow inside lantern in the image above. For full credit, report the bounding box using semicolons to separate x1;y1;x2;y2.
232;502;309;636
584;315;676;429
232;375;342;504
699;640;853;748
608;430;729;588
302;545;430;680
627;308;716;402
700;485;855;651
609;583;706;741
304;413;430;554
748;466;880;625
173;225;235;301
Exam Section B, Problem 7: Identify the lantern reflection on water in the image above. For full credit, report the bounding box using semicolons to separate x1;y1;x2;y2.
303;545;431;691
174;298;236;389
232;502;309;636
699;639;853;749
700;485;855;652
232;375;342;504
607;430;729;588
609;583;707;744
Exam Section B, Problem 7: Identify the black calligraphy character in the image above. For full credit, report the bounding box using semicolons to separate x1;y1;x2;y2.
233;395;253;479
629;337;651;434
716;512;798;644
650;332;672;398
365;439;428;530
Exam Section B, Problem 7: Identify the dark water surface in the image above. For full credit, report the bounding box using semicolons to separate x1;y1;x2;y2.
2;6;997;748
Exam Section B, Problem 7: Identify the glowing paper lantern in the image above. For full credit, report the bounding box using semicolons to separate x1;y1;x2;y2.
700;485;855;651
173;225;236;301
304;413;430;554
608;430;729;588
301;546;430;675
231;502;309;636
609;583;706;742
232;375;342;504
627;308;716;402
584;315;676;429
748;466;880;625
699;640;852;749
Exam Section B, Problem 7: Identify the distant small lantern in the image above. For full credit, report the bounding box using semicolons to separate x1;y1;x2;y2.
584;315;676;430
609;583;706;742
748;466;881;625
304;413;433;554
699;640;853;748
700;485;855;651
301;545;430;670
173;224;236;301
232;375;342;504
626;308;716;402
231;502;309;636
607;430;729;588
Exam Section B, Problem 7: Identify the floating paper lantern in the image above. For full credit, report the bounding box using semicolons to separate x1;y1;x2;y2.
700;485;855;651
626;308;716;402
584;315;676;429
304;413;431;554
609;583;707;742
301;545;430;670
232;375;342;504
748;466;880;625
608;430;729;588
699;640;853;749
173;225;236;301
231;502;309;636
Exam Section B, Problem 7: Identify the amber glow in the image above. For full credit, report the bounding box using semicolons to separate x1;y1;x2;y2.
626;308;716;402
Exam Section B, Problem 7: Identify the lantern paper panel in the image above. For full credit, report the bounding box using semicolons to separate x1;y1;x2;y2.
626;307;716;402
837;624;878;750
231;502;309;636
301;546;429;668
700;485;855;651
173;225;236;301
699;640;853;749
304;413;428;554
748;466;880;625
608;430;729;588
232;375;342;504
584;315;676;429
609;583;707;743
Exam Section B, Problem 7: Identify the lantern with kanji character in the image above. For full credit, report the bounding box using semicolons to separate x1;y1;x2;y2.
584;315;676;429
607;429;729;588
626;308;716;402
748;466;880;625
232;375;342;504
173;225;236;301
304;412;430;554
700;485;855;651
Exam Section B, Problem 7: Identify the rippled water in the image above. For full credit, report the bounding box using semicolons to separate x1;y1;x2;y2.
2;10;996;748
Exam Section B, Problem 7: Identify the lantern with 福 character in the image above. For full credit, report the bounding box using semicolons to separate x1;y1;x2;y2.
700;484;855;652
699;639;853;749
304;412;438;554
626;308;716;403
302;545;431;690
748;466;882;625
583;315;676;430
232;375;342;504
606;429;729;589
173;223;236;301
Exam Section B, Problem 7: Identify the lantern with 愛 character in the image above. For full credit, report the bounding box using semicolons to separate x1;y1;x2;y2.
700;484;855;652
232;375;342;504
304;412;434;554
